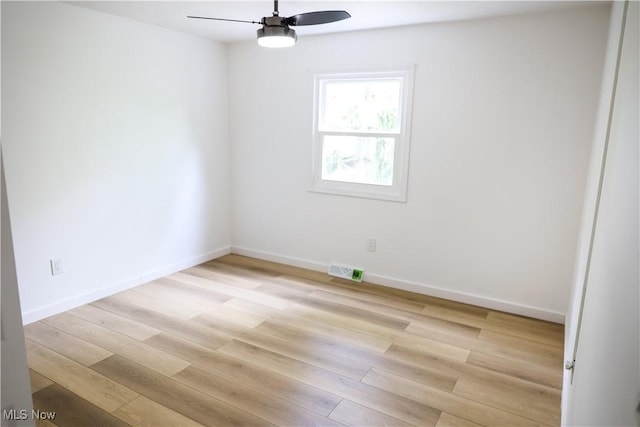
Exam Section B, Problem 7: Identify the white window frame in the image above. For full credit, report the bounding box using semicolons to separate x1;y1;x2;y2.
310;67;414;202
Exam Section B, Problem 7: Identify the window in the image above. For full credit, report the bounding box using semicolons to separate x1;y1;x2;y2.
311;68;414;202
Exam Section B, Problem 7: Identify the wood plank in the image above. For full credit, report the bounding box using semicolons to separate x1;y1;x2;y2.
267;272;428;317
421;302;490;326
29;369;53;393
436;413;483;427
254;319;383;360
477;330;563;369
24;321;112;366
187;264;276;289
283;301;423;348
310;287;482;346
68;304;161;341
384;343;561;409
91;296;233;351
144;332;342;416
329;399;412;427
252;320;458;392
174;364;344;427
269;311;393;353
132;278;227;314
324;276;445;307
169;271;290;310
197;303;268;329
261;275;327;295
223;297;394;353
113;396;205;427
466;350;562;389
408;315;482;340
224;298;392;352
284;293;411;331
222;297;281;319
285;302;469;363
26;341;138;413
212;254;333;283
404;323;482;353
285;301;401;341
91;354;273;427
253;282;315;300
154;276;232;302
44;313;190;377
362;368;542;426
391;333;470;363
485;311;563;346
272;274;426;314
109;289;200;320
421;305;563;349
405;322;562;372
141;278;229;306
204;260;283;280
190;313;372;381
218;339;442;426
453;378;560;425
32;384;130;427
308;289;424;322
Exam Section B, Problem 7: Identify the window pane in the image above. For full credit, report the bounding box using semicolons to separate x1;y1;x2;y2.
320;79;401;132
321;135;395;186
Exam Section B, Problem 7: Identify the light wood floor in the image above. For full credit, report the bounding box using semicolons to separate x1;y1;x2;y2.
25;254;564;427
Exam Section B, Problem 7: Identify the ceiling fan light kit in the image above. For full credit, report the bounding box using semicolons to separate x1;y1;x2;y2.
188;0;350;48
257;15;297;48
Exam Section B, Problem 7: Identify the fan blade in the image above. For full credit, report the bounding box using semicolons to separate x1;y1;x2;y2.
284;11;351;26
187;16;260;25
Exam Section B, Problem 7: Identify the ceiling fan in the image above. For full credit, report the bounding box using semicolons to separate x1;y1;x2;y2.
188;1;351;48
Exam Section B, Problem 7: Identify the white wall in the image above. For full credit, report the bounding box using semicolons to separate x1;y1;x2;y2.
2;1;231;323
562;1;639;424
228;5;610;321
2;2;612;324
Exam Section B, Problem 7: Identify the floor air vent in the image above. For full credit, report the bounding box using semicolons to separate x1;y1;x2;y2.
328;263;364;282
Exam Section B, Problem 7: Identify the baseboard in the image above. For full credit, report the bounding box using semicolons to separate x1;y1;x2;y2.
365;271;565;323
21;246;231;325
231;246;328;273
230;246;565;324
138;246;231;284
21;275;143;325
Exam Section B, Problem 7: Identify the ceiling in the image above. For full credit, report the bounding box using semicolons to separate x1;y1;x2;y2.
66;1;597;43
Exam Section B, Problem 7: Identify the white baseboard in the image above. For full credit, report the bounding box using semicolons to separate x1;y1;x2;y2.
138;247;231;284
231;246;565;324
21;275;142;325
231;246;328;273
21;246;231;325
366;271;565;323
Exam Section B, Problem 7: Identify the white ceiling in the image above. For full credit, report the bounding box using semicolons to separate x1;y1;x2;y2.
66;1;598;43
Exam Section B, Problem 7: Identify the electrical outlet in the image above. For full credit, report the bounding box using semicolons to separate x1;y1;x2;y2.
367;238;376;252
50;258;64;275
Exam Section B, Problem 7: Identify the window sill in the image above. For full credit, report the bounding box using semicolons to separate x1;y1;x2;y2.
309;180;407;203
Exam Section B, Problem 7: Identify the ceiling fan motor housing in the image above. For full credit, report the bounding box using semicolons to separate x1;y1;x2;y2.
262;15;284;26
